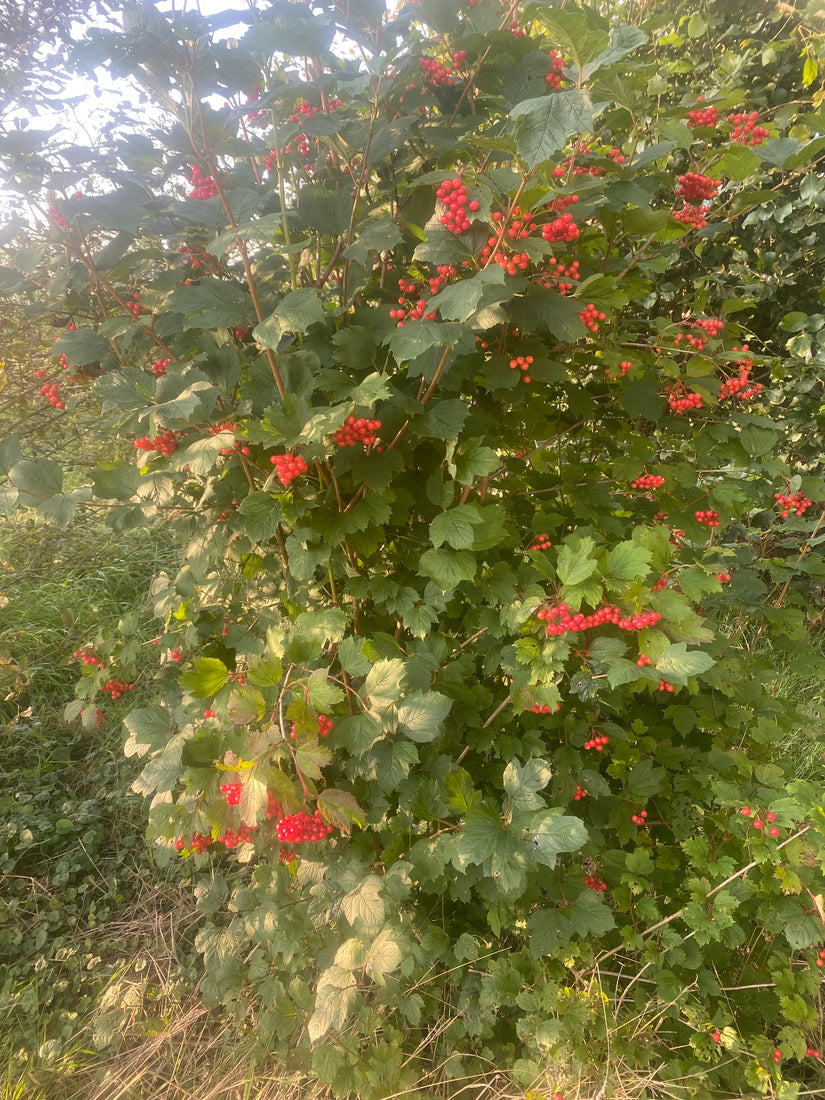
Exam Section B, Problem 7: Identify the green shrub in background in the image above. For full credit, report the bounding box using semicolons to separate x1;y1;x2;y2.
2;0;825;1096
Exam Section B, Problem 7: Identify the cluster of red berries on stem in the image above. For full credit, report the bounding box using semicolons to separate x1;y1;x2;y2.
573;783;587;801
695;510;720;528
631;473;664;490
740;807;781;836
541;211;580;243
637;653;654;668
276;809;334;844
688;98;717;127
272;451;308;486
220;823;256;849
332;416;381;447
188;166;218;200
668;388;703;413
675;173;721;202
317;714;334;738
775;490;812;518
545;49;568;89
813;947;825;970
100;678;134;700
436;177;477;234
530;533;552;550
806;1046;822;1058
151;357;171;377
135;430;178;457
74;649;105;667
584;873;607;892
509;354;534;384
539;602;662;636
720;346;762;401
658;679;675;693
529;702;560;714
48;204;69;228
220;781;242;806
125;291;147;318
420;55;459;87
673;204;709;230
631;809;648;825
579;303;606;333
584;733;610;751
38;382;65;409
536;258;581;294
728;111;770;145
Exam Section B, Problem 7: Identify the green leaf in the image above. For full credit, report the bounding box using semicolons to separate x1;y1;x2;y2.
363;928;403;986
396;691;452;743
180;657;229;698
164;278;249;328
527;809;589;868
91;459;139;500
364;658;405;715
123;704;172;756
254;289;326;346
236;492;283;543
627;759;666;798
454;804;504;867
239;774;269;826
655;642;715;683
429;505;483;549
0;435;21;477
9;458;63;505
569;891;616;936
295;739;332;780
340;875;384;935
605;541;651;583
344;217;403;263
450;439;500;484
308;965;357;1043
582;24;647;79
51;326;110;367
338;636;372;677
503;758;552;811
556;538;598;586
511;89;596;170
445;769;479;813
318;788;365;831
433;267;508;323
305;668;344;711
419;548;477;590
293;609;347;647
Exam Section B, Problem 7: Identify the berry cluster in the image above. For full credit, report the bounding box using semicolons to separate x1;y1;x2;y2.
276;809;334;844
100;677;134;700
529;702;560;714
73;648;105;667
267;792;284;819
189;832;213;853
317;714;334;738
573;783;587;801
481;237;530;275
437;177;477;234
167;649;183;662
135;430;178;457
637;653;654;667
332;416;381;447
608;147;626;163
668;389;703;413
775;490;812;518
492;206;536;239
151;357;171;377
541;211;580;243
631;473;664;490
420;55;456;86
48;204;69;227
530;533;552;550
673;204;709;230
773;1050;782;1064
539;603;662;635
728;111;770;146
658;679;675;693
545;50;567;90
244;83;265;122
806;1047;822;1058
631;809;648;825
189;165;218;200
271;453;308;485
38;381;65;409
125;291;146;318
584;733;610;751
695;510;720;527
220;781;242;806
720;346;762;400
509;354;534;384
740;807;781;836
675;173;721;202
716;572;732;583
579;303;606;333
688;98;717;127
584;873;607;892
814;948;825;970
536;258;581;295
220;823;256;848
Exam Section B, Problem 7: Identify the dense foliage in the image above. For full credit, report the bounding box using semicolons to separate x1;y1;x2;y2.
3;0;825;1095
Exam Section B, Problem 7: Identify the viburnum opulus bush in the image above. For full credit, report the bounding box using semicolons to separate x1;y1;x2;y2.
2;0;825;1094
